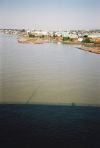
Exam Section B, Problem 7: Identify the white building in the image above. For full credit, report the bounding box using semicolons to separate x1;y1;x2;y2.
78;38;83;42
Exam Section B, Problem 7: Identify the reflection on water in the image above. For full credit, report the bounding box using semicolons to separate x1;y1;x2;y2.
0;34;100;105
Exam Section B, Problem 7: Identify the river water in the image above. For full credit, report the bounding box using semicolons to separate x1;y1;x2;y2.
0;34;100;105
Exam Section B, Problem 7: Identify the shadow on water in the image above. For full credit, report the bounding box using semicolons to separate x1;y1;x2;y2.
0;104;100;148
25;86;40;104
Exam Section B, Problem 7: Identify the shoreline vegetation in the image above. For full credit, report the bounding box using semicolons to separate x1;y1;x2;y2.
17;34;100;54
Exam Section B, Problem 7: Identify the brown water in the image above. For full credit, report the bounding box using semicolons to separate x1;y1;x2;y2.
0;34;100;105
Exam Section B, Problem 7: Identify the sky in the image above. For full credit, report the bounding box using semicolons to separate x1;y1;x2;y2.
0;0;100;30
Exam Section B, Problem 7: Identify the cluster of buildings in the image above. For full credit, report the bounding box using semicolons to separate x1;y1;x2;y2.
26;29;100;42
0;29;100;43
0;29;25;35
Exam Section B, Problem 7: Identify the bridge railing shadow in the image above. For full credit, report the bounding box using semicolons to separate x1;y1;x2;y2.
0;103;100;147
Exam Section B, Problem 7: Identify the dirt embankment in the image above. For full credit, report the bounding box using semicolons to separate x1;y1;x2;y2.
78;46;100;54
17;37;49;44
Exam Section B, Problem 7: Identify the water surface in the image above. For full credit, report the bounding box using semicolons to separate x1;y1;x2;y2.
0;34;100;105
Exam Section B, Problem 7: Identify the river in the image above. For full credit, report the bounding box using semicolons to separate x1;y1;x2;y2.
0;34;100;105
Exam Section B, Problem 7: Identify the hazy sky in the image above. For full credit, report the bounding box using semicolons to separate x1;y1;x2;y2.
0;0;100;30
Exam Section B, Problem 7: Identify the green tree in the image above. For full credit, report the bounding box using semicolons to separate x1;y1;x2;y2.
63;37;73;42
63;37;70;41
28;33;35;38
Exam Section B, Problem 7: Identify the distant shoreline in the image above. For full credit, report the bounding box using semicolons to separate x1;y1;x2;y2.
1;33;100;54
17;36;100;54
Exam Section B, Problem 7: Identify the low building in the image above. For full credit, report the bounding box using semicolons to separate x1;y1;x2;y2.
78;38;83;42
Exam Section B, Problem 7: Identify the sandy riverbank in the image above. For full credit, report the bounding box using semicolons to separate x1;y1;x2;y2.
78;46;100;54
17;37;49;44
